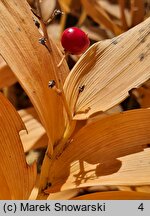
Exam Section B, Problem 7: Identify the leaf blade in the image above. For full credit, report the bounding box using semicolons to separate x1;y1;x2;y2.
47;109;150;192
0;93;36;199
72;191;150;200
0;0;69;150
64;18;150;120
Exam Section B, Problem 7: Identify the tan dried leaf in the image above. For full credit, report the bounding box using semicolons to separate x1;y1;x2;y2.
131;87;150;108
19;108;48;152
0;93;36;199
58;0;72;13
81;0;122;35
0;57;17;88
40;0;56;22
47;189;80;200
64;17;150;120
0;0;69;150
47;109;150;192
72;191;150;200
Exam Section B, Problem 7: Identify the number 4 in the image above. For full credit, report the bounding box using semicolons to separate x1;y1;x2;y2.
138;203;144;211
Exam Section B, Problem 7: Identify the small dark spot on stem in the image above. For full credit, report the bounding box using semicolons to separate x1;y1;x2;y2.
39;37;46;45
48;80;56;88
79;85;85;93
33;19;40;28
139;53;144;61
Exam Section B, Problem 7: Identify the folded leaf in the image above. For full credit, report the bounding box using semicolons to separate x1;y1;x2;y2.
0;0;69;151
19;108;48;152
47;109;150;192
64;18;150;120
0;93;36;199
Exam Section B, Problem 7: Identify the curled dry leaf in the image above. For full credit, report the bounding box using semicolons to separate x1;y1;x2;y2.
19;108;48;153
80;0;123;35
0;0;69;151
72;191;150;200
47;109;150;192
0;57;17;88
0;93;36;199
64;17;150;120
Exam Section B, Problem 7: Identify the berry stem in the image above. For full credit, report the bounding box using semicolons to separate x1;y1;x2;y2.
57;51;68;67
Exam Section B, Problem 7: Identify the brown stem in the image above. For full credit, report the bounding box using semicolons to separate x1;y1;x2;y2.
118;0;128;31
36;0;51;51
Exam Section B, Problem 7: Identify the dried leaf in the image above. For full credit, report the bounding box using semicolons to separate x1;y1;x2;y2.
47;109;150;192
0;0;69;150
58;0;72;13
0;57;17;88
64;18;150;120
135;186;150;194
40;0;56;22
47;189;80;200
131;87;150;108
130;0;145;26
100;0;131;28
118;0;128;30
0;93;36;199
72;191;150;200
81;25;110;41
81;0;122;35
19;108;48;152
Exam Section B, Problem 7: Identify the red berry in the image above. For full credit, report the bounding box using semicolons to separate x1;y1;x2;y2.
61;27;90;55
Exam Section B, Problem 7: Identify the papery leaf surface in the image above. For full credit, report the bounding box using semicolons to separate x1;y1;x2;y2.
0;0;69;149
64;18;150;120
47;109;150;192
0;93;36;199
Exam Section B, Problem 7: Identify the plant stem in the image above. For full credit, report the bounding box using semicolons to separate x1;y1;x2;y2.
36;0;72;122
36;0;51;51
37;120;76;198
